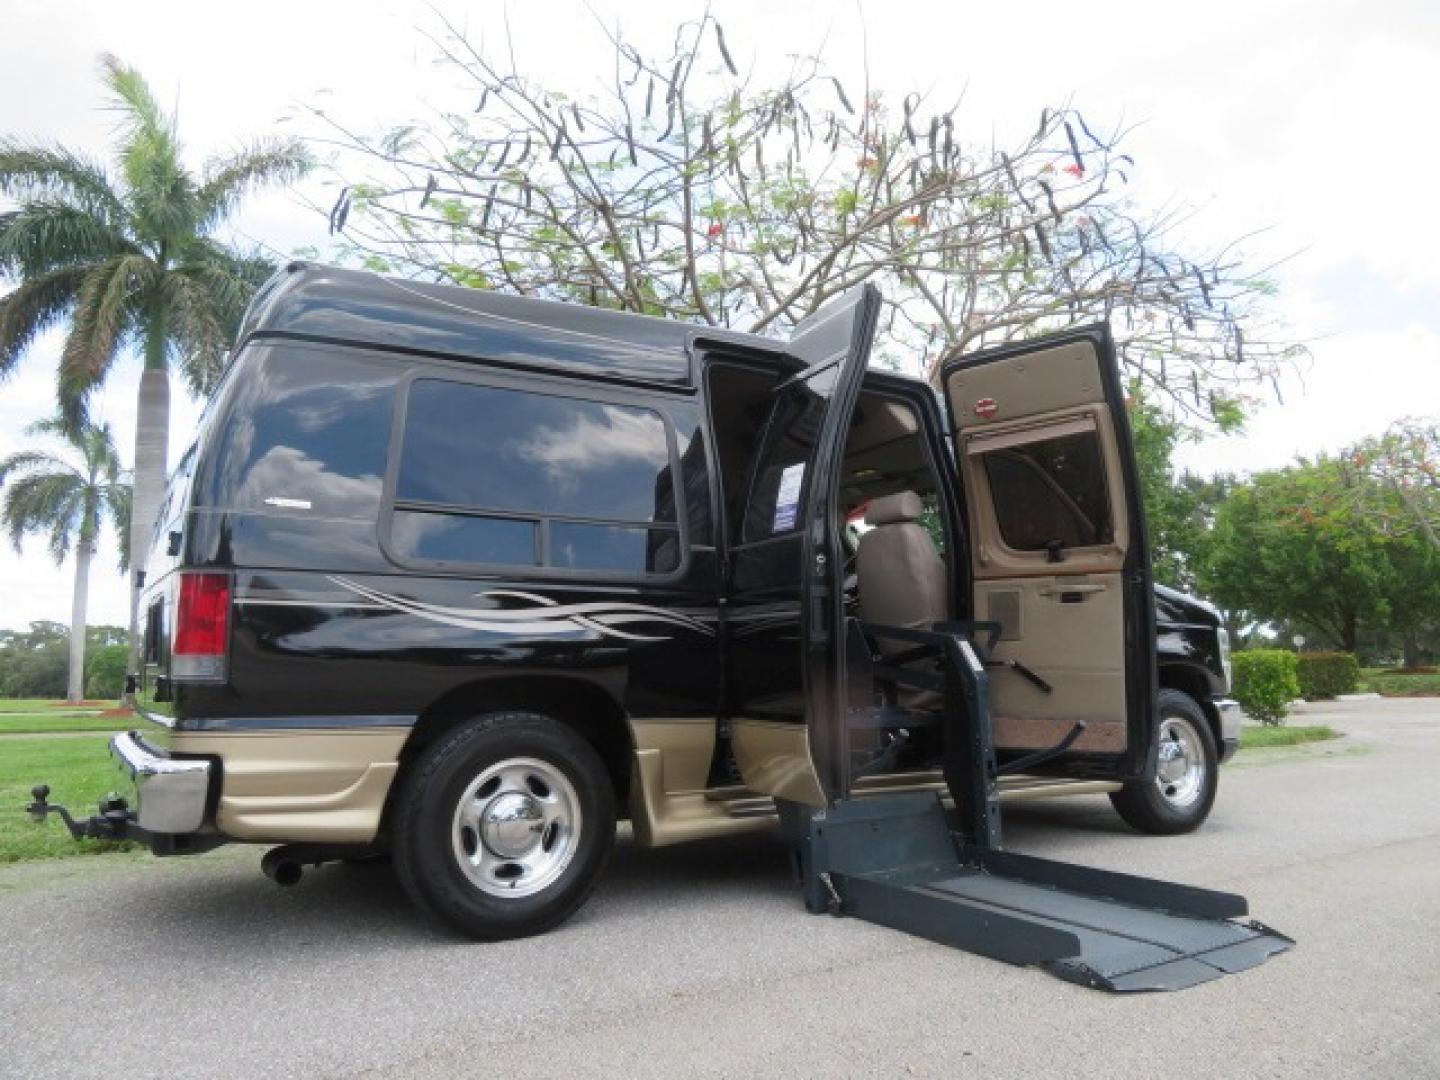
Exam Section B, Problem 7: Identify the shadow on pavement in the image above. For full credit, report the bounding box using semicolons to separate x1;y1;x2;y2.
116;828;797;951
135;855;447;948
97;798;1130;953
602;828;794;902
999;797;1137;840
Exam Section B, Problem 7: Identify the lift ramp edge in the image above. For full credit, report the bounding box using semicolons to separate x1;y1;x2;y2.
1044;927;1296;992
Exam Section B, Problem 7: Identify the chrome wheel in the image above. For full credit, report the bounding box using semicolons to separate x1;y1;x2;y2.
1154;714;1207;809
451;757;582;898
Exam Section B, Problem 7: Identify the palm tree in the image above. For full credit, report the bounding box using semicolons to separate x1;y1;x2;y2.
1;419;131;703
0;54;309;669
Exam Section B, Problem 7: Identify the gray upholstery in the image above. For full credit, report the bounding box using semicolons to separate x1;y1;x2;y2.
865;490;924;526
857;490;947;662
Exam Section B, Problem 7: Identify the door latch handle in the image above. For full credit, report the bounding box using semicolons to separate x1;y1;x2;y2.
1038;583;1105;598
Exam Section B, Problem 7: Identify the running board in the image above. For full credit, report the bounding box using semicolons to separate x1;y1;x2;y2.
788;793;1292;993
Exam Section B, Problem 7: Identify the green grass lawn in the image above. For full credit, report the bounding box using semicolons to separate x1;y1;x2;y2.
1361;669;1440;697
0;736;137;863
1240;724;1339;749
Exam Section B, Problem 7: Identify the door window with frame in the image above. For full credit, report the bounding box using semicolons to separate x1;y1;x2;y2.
977;429;1113;552
740;385;828;544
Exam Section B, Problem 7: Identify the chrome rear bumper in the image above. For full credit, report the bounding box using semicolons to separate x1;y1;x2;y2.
110;731;213;834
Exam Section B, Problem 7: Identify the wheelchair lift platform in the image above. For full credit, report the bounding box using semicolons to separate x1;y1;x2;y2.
783;622;1292;992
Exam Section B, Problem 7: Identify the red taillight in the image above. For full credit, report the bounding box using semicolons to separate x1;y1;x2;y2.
172;572;230;681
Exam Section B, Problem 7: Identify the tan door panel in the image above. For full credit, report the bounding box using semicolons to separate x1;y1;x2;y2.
946;334;1133;759
980;574;1127;752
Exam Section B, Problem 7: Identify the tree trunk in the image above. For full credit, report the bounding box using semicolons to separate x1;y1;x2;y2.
126;343;171;682
66;538;93;704
1403;631;1422;671
1341;610;1358;654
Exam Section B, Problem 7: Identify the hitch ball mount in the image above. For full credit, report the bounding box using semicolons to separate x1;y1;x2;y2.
27;784;138;842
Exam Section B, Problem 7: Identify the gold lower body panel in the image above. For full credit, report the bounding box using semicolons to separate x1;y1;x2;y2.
626;718;775;848
161;719;1123;849
168;728;408;843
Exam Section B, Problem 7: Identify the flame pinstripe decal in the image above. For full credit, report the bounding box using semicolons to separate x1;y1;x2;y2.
327;575;715;643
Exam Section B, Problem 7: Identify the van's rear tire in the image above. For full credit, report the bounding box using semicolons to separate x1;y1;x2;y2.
392;711;615;940
1109;689;1218;835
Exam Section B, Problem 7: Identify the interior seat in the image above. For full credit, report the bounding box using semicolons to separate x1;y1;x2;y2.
857;491;947;714
857;491;947;643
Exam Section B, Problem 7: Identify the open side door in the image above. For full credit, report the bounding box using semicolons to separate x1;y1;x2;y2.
940;324;1155;778
727;285;882;806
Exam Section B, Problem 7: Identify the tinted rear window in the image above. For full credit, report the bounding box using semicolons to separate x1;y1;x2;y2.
197;346;398;519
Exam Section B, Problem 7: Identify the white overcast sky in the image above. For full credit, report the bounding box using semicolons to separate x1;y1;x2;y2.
1;0;1437;630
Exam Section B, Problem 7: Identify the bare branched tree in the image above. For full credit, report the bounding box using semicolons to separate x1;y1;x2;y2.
311;12;1301;421
1343;417;1440;550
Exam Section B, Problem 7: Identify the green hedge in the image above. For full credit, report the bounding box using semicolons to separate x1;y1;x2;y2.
1232;650;1301;726
1296;652;1360;701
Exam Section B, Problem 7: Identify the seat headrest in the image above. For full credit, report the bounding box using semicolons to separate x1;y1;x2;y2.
865;491;923;526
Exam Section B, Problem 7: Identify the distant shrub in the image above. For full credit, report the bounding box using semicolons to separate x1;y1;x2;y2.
84;645;128;700
1296;652;1360;701
1232;650;1301;726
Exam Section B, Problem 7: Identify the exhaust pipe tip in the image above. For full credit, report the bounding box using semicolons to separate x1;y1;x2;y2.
261;848;303;887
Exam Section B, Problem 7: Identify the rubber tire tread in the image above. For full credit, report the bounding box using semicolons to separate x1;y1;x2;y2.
1109;689;1219;835
392;711;615;940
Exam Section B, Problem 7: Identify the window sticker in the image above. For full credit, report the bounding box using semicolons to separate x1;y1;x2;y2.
773;462;806;532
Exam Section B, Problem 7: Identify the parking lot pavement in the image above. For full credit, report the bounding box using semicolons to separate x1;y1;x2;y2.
1;697;1437;1080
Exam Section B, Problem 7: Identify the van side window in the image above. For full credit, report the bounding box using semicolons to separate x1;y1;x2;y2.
979;431;1114;551
390;379;682;575
199;349;397;519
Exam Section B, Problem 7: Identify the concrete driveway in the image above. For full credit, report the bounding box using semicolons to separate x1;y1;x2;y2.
1;698;1437;1079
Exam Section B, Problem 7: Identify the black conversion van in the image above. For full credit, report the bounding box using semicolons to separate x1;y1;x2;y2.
31;264;1282;988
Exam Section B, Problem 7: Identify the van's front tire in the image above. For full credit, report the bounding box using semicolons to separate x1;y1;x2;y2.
1109;689;1218;835
392;712;615;940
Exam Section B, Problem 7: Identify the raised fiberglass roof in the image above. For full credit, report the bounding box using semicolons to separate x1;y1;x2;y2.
234;262;788;389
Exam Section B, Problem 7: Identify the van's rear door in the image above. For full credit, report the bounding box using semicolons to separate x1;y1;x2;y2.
940;325;1155;778
728;285;882;806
